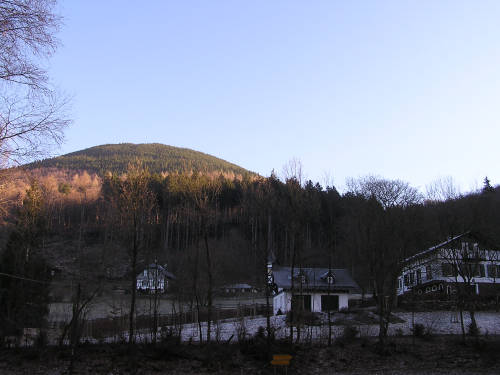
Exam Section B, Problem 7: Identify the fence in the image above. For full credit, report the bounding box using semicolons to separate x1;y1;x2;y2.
72;303;271;342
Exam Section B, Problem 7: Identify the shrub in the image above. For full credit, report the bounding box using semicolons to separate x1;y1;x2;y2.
342;325;358;340
468;321;480;337
35;331;47;348
255;326;265;339
335;325;358;346
412;323;425;338
285;311;321;326
235;317;247;343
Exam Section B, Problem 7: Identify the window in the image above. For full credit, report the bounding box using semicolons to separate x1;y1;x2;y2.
441;263;456;277
327;276;334;284
300;275;306;284
426;265;433;280
475;264;485;278
409;272;415;285
404;274;410;286
487;264;500;278
416;269;422;284
458;263;485;278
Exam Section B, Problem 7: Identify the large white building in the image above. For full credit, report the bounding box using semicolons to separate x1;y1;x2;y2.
397;233;500;297
268;260;360;315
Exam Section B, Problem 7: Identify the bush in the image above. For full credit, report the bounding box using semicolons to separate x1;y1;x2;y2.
35;331;47;348
468;321;480;337
412;323;425;337
234;317;247;343
285;311;321;326
335;325;358;346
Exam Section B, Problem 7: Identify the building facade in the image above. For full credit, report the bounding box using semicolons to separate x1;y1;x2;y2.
136;264;175;293
268;262;360;314
397;233;500;298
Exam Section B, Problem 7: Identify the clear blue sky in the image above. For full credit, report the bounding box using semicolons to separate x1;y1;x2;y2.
49;1;500;192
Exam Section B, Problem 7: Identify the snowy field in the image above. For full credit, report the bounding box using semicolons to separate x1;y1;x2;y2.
67;310;500;346
169;311;500;343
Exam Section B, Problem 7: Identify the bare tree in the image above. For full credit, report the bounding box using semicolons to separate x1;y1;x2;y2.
346;176;421;345
346;175;422;209
441;241;486;340
282;157;304;186
0;0;70;166
118;161;157;348
425;176;461;202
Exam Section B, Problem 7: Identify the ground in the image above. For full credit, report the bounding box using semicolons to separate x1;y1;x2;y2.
1;336;500;374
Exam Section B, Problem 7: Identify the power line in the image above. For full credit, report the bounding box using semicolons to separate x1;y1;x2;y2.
0;272;50;284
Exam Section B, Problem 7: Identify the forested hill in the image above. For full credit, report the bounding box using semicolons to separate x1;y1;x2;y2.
25;143;254;176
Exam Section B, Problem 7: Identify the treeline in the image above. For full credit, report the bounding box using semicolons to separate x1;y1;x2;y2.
5;164;500;291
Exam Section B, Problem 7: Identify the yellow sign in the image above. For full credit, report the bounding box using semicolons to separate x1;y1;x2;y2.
271;354;292;366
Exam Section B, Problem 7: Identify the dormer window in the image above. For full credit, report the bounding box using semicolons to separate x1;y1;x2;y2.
321;271;335;285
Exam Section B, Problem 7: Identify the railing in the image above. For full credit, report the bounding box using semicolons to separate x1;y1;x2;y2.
51;303;272;342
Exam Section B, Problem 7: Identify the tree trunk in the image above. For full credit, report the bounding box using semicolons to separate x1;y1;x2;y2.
128;217;138;348
204;233;213;344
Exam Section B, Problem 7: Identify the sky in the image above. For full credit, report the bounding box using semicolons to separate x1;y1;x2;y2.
47;1;500;193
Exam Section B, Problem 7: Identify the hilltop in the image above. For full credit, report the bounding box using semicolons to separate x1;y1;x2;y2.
25;143;254;177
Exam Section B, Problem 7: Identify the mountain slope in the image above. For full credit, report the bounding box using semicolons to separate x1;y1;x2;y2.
26;143;254;176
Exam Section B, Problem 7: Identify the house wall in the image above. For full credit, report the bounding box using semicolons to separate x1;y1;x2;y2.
273;290;349;314
136;273;166;291
397;248;500;296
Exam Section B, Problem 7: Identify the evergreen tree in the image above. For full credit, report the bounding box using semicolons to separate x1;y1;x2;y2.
482;176;494;193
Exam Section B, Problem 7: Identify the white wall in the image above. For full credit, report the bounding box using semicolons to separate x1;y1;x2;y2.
273;291;349;314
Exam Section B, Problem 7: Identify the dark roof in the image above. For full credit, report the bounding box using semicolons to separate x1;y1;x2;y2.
403;233;466;264
222;283;254;289
137;264;176;280
272;266;360;292
403;231;500;264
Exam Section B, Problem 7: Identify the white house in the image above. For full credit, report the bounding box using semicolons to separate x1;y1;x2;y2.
136;264;175;293
268;260;360;315
397;232;500;298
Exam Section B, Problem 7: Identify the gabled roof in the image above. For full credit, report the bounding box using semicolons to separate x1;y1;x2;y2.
272;266;360;292
403;231;500;264
403;233;467;264
137;264;176;280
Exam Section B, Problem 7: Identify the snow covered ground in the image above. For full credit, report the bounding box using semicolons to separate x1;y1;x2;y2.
113;310;500;345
